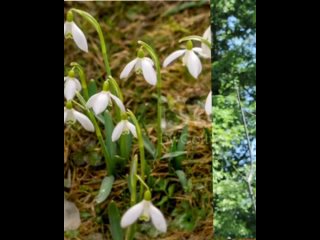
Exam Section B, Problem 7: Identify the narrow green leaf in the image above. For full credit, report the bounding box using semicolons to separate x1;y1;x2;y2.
108;201;124;240
176;170;189;193
143;134;156;159
172;126;189;170
129;156;138;197
119;133;132;162
104;111;116;161
88;79;97;97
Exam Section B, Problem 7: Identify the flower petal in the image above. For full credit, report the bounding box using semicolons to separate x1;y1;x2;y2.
144;57;154;66
135;59;142;72
64;108;74;123
205;91;212;116
64;80;78;101
71;22;88;53
203;26;212;43
74;78;82;91
120;58;138;79
64;22;72;36
126;122;137;138
192;47;203;54
73;110;94;132
121;201;145;228
187;50;202;79
86;93;100;109
182;51;189;66
112;121;126;142
149;204;167;233
202;27;212;59
193;47;211;59
201;45;211;59
141;59;157;86
92;93;109;115
110;94;126;113
163;50;186;67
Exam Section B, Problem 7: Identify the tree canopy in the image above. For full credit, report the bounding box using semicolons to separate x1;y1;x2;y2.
212;0;256;238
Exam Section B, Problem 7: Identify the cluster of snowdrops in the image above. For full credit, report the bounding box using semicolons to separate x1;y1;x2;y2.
64;8;212;236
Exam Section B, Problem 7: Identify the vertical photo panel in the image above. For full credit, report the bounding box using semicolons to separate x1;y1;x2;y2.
64;1;213;239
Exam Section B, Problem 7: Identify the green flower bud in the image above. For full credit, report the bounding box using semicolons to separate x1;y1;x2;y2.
67;11;74;22
144;190;152;201
186;40;193;50
103;81;110;92
138;49;145;59
66;101;73;109
68;70;75;78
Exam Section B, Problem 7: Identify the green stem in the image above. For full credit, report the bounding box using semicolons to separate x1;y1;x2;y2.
108;76;124;122
138;41;163;159
127;110;146;200
156;81;162;158
179;35;212;48
71;8;112;77
109;76;124;102
70;62;89;101
130;156;138;206
125;156;138;240
76;93;115;176
136;174;150;191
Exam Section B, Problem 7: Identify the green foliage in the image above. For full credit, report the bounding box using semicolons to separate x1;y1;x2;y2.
212;0;256;238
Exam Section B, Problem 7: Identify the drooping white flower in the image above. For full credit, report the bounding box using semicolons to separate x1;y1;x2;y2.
86;82;125;115
64;11;88;53
163;41;203;79
64;102;94;132
64;71;81;101
112;119;137;142
121;191;167;233
201;27;212;59
120;50;157;86
205;91;212;116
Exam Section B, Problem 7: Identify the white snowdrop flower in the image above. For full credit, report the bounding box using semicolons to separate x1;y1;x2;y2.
64;11;88;53
201;26;212;59
205;91;212;116
86;81;125;115
121;191;167;233
120;49;157;86
64;102;94;132
112;115;137;142
64;70;82;101
163;40;203;79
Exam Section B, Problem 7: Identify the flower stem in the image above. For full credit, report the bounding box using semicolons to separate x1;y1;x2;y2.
108;76;124;122
138;41;163;159
71;62;89;101
71;8;112;77
135;174;150;191
179;35;212;48
76;93;115;176
127;110;146;200
156;81;162;158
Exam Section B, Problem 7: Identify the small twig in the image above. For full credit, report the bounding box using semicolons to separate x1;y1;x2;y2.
235;83;256;214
